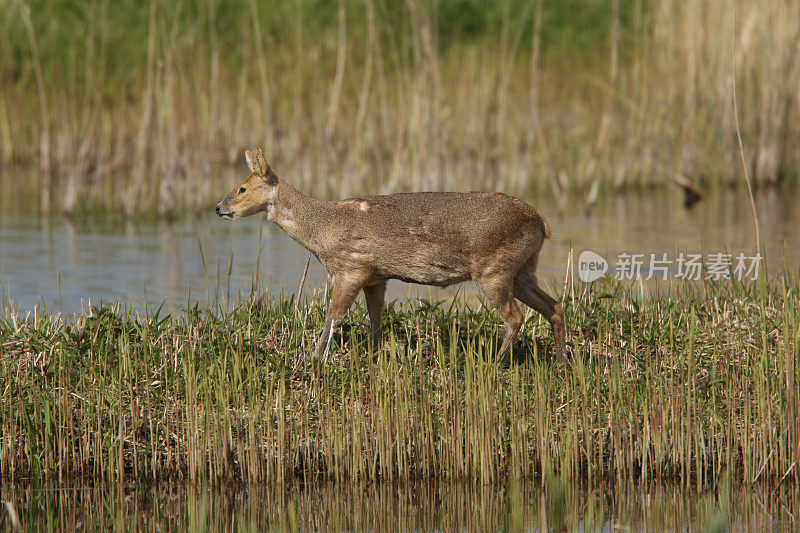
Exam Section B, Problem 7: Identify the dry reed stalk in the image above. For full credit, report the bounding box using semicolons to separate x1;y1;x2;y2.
344;0;375;178
326;0;347;144
0;95;13;164
15;0;51;209
528;0;543;149
247;0;274;151
732;0;761;255
291;0;305;159
126;0;157;217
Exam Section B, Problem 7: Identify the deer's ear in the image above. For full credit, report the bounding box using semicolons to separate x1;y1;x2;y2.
245;146;268;177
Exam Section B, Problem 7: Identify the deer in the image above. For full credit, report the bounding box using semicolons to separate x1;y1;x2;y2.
216;147;566;362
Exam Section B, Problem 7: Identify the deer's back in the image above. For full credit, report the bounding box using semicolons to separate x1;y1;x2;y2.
320;192;550;285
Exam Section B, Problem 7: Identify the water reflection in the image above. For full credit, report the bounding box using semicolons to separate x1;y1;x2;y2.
0;480;796;530
1;187;798;314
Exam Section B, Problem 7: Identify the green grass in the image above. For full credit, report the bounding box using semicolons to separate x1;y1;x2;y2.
2;271;798;486
2;0;640;80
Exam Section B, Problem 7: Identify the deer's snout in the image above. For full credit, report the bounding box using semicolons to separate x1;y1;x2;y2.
215;201;234;219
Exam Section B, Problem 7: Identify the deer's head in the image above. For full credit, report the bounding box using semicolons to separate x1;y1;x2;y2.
215;146;279;219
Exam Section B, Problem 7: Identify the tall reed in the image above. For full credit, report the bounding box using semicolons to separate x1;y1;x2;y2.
0;1;797;216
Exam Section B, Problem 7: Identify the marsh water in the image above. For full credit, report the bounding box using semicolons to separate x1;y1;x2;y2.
1;479;798;530
1;186;798;315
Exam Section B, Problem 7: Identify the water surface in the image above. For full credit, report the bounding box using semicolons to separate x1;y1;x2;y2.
1;480;797;531
1;187;798;315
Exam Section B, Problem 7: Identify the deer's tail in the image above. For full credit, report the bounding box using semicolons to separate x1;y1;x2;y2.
542;217;552;240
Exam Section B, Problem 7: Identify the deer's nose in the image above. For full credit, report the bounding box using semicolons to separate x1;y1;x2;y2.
215;205;221;214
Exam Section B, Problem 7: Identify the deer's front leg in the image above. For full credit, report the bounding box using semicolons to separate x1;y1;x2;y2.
313;274;366;359
363;281;387;352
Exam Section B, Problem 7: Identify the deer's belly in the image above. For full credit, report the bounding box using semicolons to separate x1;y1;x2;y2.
388;262;470;287
320;247;471;286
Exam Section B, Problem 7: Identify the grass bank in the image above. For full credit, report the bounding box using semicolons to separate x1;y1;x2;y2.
1;0;798;215
2;271;798;486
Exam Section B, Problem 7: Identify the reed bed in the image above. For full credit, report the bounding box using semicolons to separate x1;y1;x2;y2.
1;0;798;215
1;271;798;487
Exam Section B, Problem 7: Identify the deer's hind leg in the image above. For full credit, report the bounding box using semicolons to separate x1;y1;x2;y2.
475;274;524;360
512;266;567;361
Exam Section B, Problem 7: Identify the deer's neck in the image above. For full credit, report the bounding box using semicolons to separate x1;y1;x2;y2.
267;180;332;255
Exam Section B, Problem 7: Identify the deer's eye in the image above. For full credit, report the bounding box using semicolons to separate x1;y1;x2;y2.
238;187;246;194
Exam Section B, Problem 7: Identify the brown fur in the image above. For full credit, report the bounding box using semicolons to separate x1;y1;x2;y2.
216;147;567;361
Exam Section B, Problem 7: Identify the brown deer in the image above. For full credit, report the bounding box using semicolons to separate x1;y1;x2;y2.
216;147;566;361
